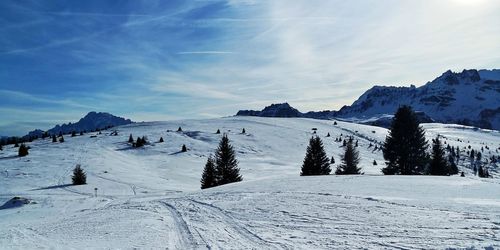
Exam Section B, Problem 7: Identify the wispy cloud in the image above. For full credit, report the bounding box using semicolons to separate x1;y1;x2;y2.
1;0;500;135
176;51;235;55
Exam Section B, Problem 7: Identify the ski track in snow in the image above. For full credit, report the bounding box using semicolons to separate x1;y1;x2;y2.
1;117;499;249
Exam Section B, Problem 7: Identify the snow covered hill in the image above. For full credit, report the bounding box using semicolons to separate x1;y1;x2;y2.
1;117;499;249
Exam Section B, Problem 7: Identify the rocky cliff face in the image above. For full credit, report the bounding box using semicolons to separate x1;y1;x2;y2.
236;69;500;130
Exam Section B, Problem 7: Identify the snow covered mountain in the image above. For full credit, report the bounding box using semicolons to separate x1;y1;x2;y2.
1;117;499;248
336;69;500;130
236;69;500;130
46;112;133;135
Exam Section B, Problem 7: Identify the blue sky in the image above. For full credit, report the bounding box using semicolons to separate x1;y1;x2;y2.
1;0;500;135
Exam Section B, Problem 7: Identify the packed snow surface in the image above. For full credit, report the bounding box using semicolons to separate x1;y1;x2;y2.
1;117;499;249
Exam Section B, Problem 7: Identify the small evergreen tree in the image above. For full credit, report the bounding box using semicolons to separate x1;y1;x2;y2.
216;129;221;134
242;128;246;134
80;131;84;136
52;135;57;143
334;121;337;125
159;137;164;143
0;144;2;151
14;142;19;147
177;127;182;132
18;144;29;157
72;164;87;185
335;138;361;175
382;106;428;175
373;160;377;165
182;144;187;152
326;132;330;137
201;156;217;189
330;156;335;164
301;136;331;176
71;131;76;137
128;134;134;143
59;136;65;143
428;136;449;176
214;135;242;185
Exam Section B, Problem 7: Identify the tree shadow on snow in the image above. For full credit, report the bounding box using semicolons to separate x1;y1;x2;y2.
30;184;73;191
0;155;19;161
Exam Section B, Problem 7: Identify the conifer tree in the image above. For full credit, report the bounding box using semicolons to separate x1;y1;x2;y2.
72;164;87;185
182;144;187;152
80;131;84;136
128;134;134;143
200;156;217;189
52;135;57;143
382;106;429;175
14;142;19;147
71;131;76;137
373;160;377;165
330;156;335;164
335;138;361;175
159;137;164;143
59;136;65;143
177;127;182;132
214;135;242;185
216;129;220;134
334;121;338;125
242;128;246;134
18;144;29;157
428;135;449;175
0;144;2;151
301;136;331;176
326;132;330;137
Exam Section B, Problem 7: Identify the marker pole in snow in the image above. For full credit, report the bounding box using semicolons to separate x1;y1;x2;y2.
94;188;98;197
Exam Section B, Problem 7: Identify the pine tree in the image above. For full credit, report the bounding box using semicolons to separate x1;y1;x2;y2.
373;160;377;165
72;164;87;185
0;144;2;151
14;142;19;147
382;106;429;175
242;128;246;134
200;156;217;189
52;135;57;143
71;131;76;137
59;136;65;143
177;127;182;132
330;156;335;164
214;135;242;185
128;134;134;143
216;129;221;134
335;138;361;175
428;135;450;175
18;144;29;157
80;131;84;136
159;137;164;143
301;136;331;176
182;144;187;152
334;121;338;125
326;132;330;137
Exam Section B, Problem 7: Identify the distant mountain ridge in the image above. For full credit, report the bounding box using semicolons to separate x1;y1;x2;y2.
24;112;133;139
47;112;133;135
236;69;500;130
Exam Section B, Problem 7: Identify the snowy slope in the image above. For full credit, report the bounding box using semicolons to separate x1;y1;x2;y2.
1;117;499;249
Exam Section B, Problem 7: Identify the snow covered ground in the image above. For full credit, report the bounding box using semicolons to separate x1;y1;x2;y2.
1;117;499;249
